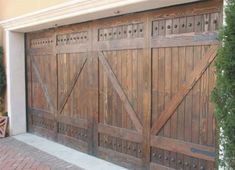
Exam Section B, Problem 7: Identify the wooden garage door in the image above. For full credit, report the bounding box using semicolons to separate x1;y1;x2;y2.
26;1;222;169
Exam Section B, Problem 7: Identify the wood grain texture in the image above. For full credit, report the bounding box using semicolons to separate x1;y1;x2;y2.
151;136;215;162
98;52;143;133
26;1;221;169
151;45;218;135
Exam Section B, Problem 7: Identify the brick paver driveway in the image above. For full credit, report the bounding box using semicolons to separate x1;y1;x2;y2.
0;137;83;170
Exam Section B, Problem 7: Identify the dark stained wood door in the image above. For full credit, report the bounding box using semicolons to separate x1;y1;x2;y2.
26;23;98;154
93;15;151;169
26;0;222;169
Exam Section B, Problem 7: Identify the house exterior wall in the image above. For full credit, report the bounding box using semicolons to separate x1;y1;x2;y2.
0;0;69;45
0;0;69;20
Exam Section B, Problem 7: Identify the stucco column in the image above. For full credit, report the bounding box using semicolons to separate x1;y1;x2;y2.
5;30;26;135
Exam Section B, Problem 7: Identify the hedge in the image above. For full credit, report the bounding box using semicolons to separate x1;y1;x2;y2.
0;47;5;97
211;0;235;168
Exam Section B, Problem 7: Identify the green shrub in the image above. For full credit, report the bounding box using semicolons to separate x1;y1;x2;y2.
0;47;5;97
211;0;235;168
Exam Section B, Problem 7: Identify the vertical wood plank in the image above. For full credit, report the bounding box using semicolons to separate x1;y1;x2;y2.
117;50;122;128
191;45;202;168
171;47;179;169
157;47;165;166
178;47;187;170
172;18;180;34
184;46;194;169
159;20;166;36
142;16;151;170
127;49;133;130
179;17;187;34
91;25;99;155
163;47;171;167
195;15;203;33
210;13;220;32
121;50;127;154
203;14;210;32
152;49;159;125
152;21;159;37
165;19;172;35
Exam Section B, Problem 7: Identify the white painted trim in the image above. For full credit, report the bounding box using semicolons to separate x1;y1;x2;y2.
0;0;199;32
5;30;26;135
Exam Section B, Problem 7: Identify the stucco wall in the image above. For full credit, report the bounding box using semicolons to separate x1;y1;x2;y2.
0;0;70;20
0;0;70;45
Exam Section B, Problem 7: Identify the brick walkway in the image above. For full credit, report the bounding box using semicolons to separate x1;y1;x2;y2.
0;137;83;170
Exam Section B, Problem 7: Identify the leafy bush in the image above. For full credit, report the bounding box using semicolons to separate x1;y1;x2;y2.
0;47;5;97
211;0;235;168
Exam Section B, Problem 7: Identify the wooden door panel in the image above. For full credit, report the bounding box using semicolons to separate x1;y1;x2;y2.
149;3;221;168
26;29;58;139
31;67;51;112
151;44;218;169
57;53;88;116
31;55;57;112
29;54;58;139
98;50;144;130
97;50;145;168
56;52;90;152
57;121;89;153
54;24;92;152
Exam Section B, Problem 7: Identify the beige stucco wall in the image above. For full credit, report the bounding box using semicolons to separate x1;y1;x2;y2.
0;0;70;20
0;0;70;45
